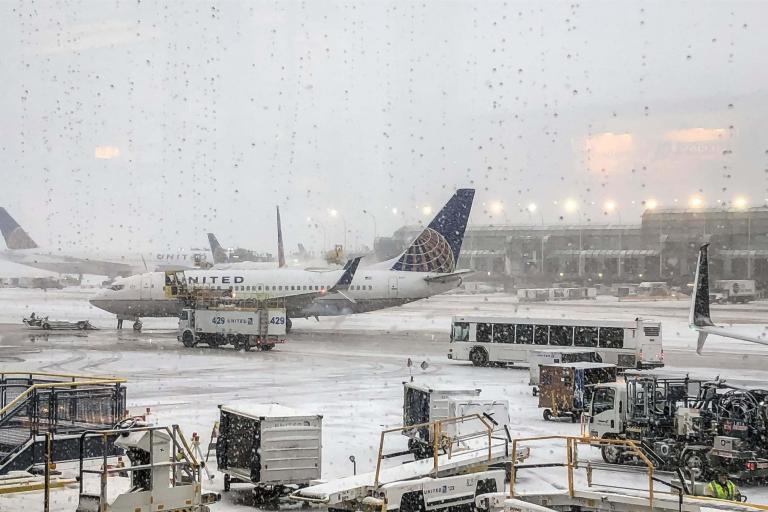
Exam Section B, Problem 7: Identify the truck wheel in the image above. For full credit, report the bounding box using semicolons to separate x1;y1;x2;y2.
601;438;623;464
543;409;553;421
242;336;252;351
182;331;196;347
470;347;489;367
286;317;292;333
132;320;142;332
260;344;275;351
682;451;708;480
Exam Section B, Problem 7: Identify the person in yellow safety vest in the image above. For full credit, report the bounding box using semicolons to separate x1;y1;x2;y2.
705;471;741;501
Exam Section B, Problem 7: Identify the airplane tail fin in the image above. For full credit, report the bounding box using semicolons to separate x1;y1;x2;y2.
391;188;475;273
0;208;38;249
690;244;715;328
207;233;229;264
277;206;286;268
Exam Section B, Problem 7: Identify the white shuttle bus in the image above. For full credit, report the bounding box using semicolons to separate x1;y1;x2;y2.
448;315;663;370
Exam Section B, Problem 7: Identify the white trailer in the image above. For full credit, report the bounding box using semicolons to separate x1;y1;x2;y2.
714;279;756;303
403;382;510;458
216;403;322;502
178;306;286;350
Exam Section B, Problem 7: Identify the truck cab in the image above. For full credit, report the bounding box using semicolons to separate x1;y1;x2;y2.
588;382;627;439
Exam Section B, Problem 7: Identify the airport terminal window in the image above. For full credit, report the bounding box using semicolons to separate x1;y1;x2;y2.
534;325;549;345
575;326;598;347
493;324;514;344
516;324;533;344
476;323;492;343
452;322;469;342
599;328;624;349
550;326;573;346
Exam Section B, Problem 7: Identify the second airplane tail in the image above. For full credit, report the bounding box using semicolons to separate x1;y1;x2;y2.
0;208;38;250
207;233;229;264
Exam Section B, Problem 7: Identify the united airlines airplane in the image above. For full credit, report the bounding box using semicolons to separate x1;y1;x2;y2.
89;188;476;331
0;207;212;277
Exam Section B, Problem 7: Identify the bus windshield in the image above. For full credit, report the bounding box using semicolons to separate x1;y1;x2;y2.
452;322;469;342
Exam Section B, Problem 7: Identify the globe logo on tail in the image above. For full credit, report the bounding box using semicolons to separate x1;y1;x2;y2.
391;227;455;273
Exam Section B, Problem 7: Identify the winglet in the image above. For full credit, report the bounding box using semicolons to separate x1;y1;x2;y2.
207;233;229;264
277;206;286;268
0;208;38;249
696;331;709;355
690;244;715;328
331;256;362;291
690;244;715;354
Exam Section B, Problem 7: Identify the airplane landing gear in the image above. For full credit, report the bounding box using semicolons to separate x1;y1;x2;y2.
133;320;143;332
286;317;292;333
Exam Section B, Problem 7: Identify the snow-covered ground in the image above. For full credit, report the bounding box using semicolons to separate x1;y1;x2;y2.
0;287;766;510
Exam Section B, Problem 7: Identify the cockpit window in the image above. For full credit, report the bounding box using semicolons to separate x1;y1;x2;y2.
110;284;125;291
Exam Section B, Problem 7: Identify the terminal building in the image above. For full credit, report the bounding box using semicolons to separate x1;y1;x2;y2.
375;207;768;288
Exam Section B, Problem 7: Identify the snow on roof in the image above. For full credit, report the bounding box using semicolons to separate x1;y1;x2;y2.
219;402;319;419
545;362;616;370
404;381;481;395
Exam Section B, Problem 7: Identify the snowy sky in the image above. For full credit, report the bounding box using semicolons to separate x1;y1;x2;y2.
1;0;767;253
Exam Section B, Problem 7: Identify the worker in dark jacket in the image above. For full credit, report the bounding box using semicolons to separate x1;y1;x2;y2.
705;471;740;501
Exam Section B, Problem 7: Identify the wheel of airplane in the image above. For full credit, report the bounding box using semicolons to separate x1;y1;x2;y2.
132;320;142;332
285;318;292;333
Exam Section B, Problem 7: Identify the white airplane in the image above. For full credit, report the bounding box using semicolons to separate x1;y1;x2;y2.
0;207;213;277
689;243;768;353
90;188;476;331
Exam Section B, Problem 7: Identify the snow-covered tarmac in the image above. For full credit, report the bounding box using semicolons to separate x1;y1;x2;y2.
0;287;766;510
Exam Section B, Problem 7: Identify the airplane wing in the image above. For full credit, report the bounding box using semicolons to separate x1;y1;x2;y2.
689;244;768;354
423;269;474;284
283;257;362;312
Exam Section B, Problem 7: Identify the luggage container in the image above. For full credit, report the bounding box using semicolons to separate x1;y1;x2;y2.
528;348;602;388
216;403;322;502
538;362;617;421
403;382;509;458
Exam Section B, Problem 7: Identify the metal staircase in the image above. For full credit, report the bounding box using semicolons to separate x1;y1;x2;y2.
0;372;127;474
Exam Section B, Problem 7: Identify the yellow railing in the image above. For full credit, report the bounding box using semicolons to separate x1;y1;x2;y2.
373;413;496;488
0;372;126;419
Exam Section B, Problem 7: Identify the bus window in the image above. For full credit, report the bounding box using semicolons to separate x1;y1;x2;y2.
534;325;549;345
592;387;616;415
550;326;573;346
493;324;514;343
575;326;598;347
452;322;470;342
599;327;625;348
516;324;533;344
476;323;492;343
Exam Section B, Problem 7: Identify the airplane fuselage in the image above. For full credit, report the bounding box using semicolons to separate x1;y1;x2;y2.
1;248;211;277
89;267;459;320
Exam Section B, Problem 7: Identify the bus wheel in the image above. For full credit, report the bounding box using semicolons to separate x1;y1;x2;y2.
470;347;488;367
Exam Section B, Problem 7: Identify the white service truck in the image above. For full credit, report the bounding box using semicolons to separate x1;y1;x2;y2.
713;279;756;303
178;306;286;351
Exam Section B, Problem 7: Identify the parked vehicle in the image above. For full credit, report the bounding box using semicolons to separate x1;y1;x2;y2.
178;305;286;350
713;280;756;303
403;382;509;459
538;362;617;421
449;315;663;370
216;403;322;502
